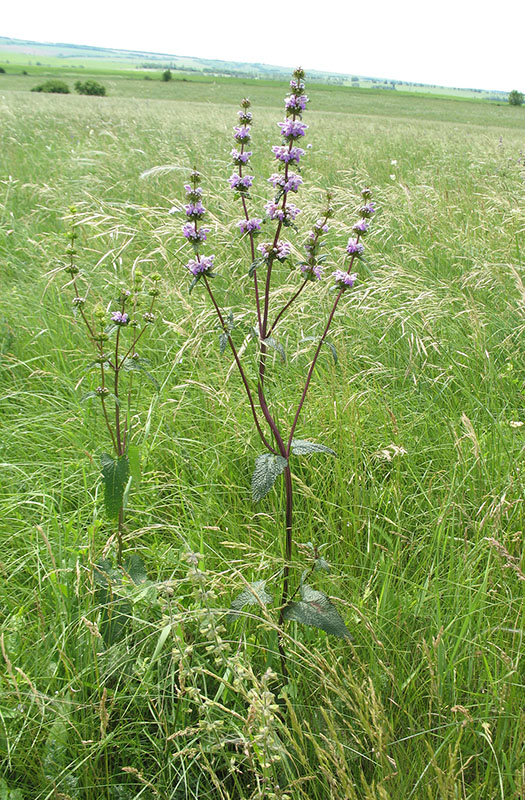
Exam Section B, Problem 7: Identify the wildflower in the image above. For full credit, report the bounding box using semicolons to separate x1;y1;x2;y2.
95;386;110;397
233;125;251;143
185;201;206;220
185;255;215;276
231;148;252;165
278;120;308;140
238;109;253;124
257;241;291;262
361;187;372;199
314;219;330;234
346;238;365;256
143;312;155;323
239;218;262;234
290;78;305;92
72;296;85;307
285;93;309;113
352;219;369;234
271;145;305;164
111;311;129;325
268;172;303;193
333;270;357;289
359;202;376;217
264;201;301;222
228;174;254;192
300;263;323;281
184;183;203;199
182;222;210;243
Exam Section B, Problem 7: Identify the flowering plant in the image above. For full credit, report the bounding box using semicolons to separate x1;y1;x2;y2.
63;212;161;564
180;68;377;673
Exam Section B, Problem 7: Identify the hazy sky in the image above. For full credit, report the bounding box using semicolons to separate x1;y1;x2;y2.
3;0;525;91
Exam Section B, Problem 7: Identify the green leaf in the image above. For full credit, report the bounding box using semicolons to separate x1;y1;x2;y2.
314;557;331;573
291;439;336;456
252;453;288;502
189;274;201;293
262;336;286;363
249;256;265;277
283;584;352;641
127;443;141;486
100;453;129;519
219;332;229;354
93;560;130;646
122;357;160;390
299;336;338;364
228;580;273;619
124;554;148;584
80;391;99;403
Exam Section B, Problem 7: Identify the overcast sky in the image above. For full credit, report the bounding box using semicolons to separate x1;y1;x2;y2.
3;0;525;92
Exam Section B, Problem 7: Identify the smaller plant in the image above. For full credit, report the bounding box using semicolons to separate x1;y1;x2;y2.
31;79;70;94
61;209;161;563
74;79;106;96
508;89;524;106
162;69;172;82
0;67;6;74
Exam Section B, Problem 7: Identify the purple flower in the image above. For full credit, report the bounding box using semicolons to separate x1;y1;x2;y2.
290;78;306;91
264;201;301;222
333;270;357;289
352;219;369;234
233;125;251;143
238;110;253;124
268;172;303;193
314;220;330;234
184;184;203;197
112;311;129;325
228;173;254;191
285;94;309;112
231;148;252;165
272;145;305;164
346;238;365;255
361;187;372;199
257;240;291;261
300;263;323;281
359;202;376;217
185;201;206;220
185;255;215;276
278;120;308;140
239;218;262;234
182;222;210;243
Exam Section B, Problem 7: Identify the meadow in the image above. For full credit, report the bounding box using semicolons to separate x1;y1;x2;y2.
0;70;524;800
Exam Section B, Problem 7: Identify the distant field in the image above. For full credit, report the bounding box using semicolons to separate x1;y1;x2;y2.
0;72;524;800
0;35;510;100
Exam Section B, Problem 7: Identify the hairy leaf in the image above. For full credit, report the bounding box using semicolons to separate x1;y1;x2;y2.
93;560;130;646
262;336;286;363
124;553;148;585
122;357;159;390
229;580;273;618
100;453;129;519
127;443;141;486
283;584;352;640
249;256;265;277
299;336;338;364
291;439;336;456
189;274;201;293
252;453;288;502
219;332;229;354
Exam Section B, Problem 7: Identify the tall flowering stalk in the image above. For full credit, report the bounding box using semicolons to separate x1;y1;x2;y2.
64;211;160;564
180;69;377;675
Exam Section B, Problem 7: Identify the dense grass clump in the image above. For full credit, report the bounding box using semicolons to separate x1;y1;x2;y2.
0;76;523;800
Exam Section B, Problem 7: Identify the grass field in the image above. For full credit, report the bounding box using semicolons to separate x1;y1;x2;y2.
0;69;524;800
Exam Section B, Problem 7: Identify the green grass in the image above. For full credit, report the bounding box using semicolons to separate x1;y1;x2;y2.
0;74;524;800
